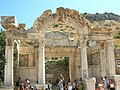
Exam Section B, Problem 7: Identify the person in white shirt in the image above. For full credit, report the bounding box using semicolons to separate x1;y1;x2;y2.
48;80;52;90
58;74;64;90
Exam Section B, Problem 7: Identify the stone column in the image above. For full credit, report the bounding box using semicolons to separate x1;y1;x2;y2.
80;39;88;79
69;56;72;82
4;39;14;86
106;40;116;76
99;41;107;77
16;42;20;78
38;40;45;84
69;53;75;82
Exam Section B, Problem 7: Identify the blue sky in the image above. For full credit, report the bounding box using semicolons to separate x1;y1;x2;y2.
0;0;120;29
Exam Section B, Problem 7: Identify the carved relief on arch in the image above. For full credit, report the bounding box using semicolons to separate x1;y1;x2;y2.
65;8;79;20
34;10;52;31
33;7;91;34
72;10;79;19
56;7;65;22
42;10;52;18
65;8;71;17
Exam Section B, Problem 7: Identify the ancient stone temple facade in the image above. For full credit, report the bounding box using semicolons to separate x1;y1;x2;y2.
0;7;119;90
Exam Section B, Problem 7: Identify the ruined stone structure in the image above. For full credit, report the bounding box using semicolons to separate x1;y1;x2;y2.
0;7;120;90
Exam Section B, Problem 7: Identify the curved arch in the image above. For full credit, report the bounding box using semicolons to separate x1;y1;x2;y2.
33;7;92;38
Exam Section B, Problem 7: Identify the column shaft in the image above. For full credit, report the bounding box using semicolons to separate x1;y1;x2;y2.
38;45;45;84
80;40;88;79
69;56;72;82
106;40;116;76
99;48;107;76
4;46;13;86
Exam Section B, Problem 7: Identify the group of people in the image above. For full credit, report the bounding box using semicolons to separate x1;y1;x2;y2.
66;79;84;90
45;74;84;90
51;74;84;90
15;75;115;90
96;76;115;90
16;77;31;90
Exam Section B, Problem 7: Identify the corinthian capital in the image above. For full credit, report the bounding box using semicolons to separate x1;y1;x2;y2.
106;40;114;47
38;40;45;47
99;41;106;49
80;39;87;47
6;39;14;46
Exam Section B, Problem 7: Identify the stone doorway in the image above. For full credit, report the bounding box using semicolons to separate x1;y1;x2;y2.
45;57;69;85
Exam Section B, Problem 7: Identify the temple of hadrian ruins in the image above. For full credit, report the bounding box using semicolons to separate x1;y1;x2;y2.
1;7;120;90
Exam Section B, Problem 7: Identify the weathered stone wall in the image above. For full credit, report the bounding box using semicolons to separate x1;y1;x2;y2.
18;67;37;83
115;48;120;74
45;61;69;85
16;47;38;83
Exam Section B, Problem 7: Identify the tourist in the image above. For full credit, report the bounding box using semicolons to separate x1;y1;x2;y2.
24;79;31;90
68;83;72;90
78;78;84;90
48;80;52;90
64;85;68;90
109;79;115;90
45;79;48;90
72;80;77;90
67;79;72;90
97;80;104;90
58;74;64;90
78;81;84;90
16;77;21;90
100;77;104;83
103;76;109;90
20;83;25;90
52;79;59;90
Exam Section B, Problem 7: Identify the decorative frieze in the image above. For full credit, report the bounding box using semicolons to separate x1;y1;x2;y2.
19;47;35;54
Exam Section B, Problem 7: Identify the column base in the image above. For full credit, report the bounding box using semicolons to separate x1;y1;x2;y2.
35;84;44;90
85;77;96;90
0;86;14;90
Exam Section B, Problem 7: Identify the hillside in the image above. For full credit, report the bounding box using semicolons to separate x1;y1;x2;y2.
83;12;120;47
84;12;120;22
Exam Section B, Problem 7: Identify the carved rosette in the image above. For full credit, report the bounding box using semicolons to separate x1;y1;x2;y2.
6;39;14;46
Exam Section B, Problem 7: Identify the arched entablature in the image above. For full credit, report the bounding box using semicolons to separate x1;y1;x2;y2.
13;40;20;51
33;7;92;41
6;38;20;46
13;40;20;45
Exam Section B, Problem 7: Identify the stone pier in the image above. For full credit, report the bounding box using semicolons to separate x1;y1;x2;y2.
85;77;96;90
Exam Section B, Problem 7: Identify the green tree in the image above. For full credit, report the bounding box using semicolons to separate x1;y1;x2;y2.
0;30;6;81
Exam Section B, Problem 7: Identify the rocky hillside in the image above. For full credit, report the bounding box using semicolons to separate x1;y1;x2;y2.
84;12;120;22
